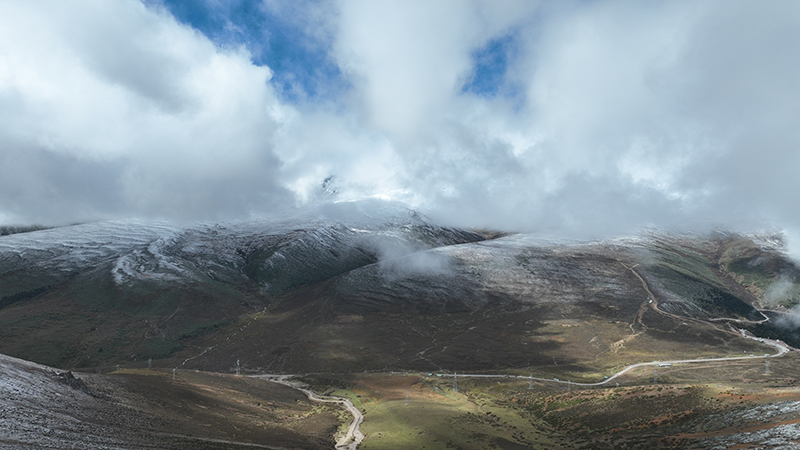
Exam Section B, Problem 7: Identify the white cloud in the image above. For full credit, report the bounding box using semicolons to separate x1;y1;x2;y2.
2;0;800;240
333;0;538;139
327;0;800;237
0;0;292;223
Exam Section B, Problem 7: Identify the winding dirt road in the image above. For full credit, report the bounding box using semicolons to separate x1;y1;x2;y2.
246;262;791;449
252;375;364;450
435;332;789;388
436;263;792;388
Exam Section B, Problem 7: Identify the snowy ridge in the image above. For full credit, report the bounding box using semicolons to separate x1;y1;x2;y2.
0;201;475;298
0;219;181;277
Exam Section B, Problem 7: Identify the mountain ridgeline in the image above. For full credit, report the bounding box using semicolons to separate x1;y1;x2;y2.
0;201;798;376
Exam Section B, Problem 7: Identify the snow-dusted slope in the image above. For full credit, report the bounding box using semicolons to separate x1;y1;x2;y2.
0;201;484;302
0;352;340;450
0;201;488;368
0;220;180;294
0;352;150;449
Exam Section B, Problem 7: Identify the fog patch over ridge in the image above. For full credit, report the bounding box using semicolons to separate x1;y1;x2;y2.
377;245;453;280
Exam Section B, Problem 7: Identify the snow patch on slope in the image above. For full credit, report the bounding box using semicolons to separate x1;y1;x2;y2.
111;232;198;286
0;220;181;276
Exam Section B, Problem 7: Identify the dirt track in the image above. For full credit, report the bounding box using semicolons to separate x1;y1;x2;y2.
252;375;364;450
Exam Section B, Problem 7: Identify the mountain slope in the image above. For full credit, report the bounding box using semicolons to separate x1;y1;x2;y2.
0;352;339;449
5;207;800;450
0;201;486;368
0;202;797;376
184;233;785;376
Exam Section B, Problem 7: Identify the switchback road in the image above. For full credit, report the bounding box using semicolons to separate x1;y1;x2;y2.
432;332;790;388
252;375;364;450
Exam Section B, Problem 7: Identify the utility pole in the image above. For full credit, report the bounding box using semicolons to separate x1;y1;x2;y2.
453;371;458;393
405;391;409;406
529;373;533;390
653;369;658;385
765;360;771;375
172;368;176;381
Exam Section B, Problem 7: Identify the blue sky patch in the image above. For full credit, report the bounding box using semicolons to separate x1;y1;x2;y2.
462;32;519;98
155;0;346;103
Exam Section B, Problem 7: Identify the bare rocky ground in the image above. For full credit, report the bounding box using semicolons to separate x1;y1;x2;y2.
0;352;339;450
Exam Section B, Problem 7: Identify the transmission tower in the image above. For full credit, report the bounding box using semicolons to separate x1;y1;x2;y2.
653;369;658;384
405;391;409;406
765;359;771;375
528;373;533;390
235;358;241;376
453;371;458;393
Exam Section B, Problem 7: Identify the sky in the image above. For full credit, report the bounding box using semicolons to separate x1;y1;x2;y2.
1;0;799;243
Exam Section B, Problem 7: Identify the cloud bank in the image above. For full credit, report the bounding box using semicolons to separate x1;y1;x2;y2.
1;0;799;243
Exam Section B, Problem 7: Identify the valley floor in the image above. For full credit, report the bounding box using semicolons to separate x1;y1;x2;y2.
300;352;800;450
6;344;800;450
